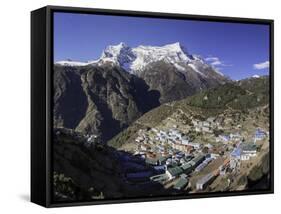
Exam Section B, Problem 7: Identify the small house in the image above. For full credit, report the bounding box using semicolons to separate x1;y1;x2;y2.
173;178;188;190
166;166;183;180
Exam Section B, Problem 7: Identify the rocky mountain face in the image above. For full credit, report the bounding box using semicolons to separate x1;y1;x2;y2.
54;66;87;130
54;42;229;142
138;59;228;103
54;63;160;142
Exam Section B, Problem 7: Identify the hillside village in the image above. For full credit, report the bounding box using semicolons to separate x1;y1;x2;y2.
109;105;270;193
53;76;270;200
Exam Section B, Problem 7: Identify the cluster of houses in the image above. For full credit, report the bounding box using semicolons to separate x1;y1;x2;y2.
192;117;223;133
230;143;257;161
131;128;216;190
196;128;268;191
149;154;210;191
230;128;267;162
166;155;206;180
216;133;242;143
127;125;268;191
138;128;200;151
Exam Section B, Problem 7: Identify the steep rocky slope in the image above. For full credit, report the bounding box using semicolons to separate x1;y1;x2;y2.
54;63;160;142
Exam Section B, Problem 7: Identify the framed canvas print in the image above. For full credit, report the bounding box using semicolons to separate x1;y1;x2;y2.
31;5;274;207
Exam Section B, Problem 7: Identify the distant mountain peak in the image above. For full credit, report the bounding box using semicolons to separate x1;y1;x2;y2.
105;42;129;51
135;42;188;55
102;42;131;57
54;42;226;79
93;42;193;73
55;42;193;69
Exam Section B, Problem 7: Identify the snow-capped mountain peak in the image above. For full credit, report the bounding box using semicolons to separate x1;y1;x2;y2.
129;42;193;73
94;42;194;73
54;42;225;78
133;42;189;61
99;42;135;68
101;42;129;58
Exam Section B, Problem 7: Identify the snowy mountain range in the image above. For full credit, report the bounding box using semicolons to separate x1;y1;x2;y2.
55;42;224;78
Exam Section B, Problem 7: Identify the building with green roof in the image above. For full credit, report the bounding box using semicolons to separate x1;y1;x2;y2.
166;166;183;180
174;178;188;190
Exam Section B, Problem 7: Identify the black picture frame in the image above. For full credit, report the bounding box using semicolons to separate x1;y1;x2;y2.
31;5;274;208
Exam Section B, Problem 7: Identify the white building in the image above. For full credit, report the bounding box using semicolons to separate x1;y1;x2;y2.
182;139;189;145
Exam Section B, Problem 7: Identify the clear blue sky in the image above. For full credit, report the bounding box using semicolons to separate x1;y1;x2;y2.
54;12;270;80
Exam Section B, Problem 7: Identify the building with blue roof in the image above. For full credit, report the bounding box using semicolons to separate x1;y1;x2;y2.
255;129;266;140
231;147;242;159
